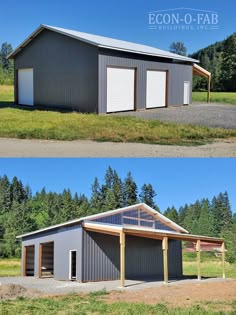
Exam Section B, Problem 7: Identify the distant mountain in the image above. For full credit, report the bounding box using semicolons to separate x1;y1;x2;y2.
189;33;236;92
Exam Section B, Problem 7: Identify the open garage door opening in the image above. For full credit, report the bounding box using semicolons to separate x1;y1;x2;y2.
107;67;136;113
39;242;54;278
146;70;167;108
24;245;35;276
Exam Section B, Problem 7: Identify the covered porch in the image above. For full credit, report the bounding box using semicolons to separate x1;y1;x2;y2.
83;221;225;287
193;63;212;103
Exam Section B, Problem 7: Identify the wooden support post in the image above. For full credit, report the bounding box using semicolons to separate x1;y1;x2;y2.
38;243;42;278
120;230;125;287
221;242;226;279
162;237;168;283
207;76;211;103
196;240;201;280
23;246;26;276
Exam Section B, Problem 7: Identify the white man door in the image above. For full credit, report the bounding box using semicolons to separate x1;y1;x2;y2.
18;68;34;106
183;81;190;105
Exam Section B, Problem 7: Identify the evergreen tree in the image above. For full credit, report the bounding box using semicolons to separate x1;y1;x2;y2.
220;33;236;91
90;177;102;210
123;171;138;206
163;206;179;224
139;184;157;209
211;192;232;235
169;41;187;56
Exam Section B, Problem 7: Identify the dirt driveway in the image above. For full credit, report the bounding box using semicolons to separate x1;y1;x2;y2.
112;103;236;129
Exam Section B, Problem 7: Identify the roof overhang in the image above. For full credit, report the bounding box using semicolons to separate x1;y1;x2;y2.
83;221;223;244
8;24;198;63
193;63;211;78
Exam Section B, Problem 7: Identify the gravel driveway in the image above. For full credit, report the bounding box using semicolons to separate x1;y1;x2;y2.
112;103;236;129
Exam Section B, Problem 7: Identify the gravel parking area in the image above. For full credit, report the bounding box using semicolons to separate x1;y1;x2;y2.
112;103;236;129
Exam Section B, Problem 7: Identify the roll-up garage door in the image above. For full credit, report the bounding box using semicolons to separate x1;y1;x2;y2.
107;67;135;113
146;70;166;108
18;68;34;106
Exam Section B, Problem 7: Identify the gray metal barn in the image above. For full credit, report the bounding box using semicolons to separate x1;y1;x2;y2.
17;203;225;286
8;24;210;113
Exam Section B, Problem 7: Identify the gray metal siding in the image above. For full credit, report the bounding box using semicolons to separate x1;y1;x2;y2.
98;49;192;113
82;231;182;281
82;230;120;281
22;224;83;281
14;29;98;112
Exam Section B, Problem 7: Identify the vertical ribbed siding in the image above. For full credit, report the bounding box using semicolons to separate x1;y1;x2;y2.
82;231;182;282
126;235;163;279
14;29;98;112
168;240;183;278
82;230;120;281
98;48;193;113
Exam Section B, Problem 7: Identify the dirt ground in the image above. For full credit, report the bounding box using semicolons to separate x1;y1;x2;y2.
103;281;236;307
0;281;236;306
0;137;236;157
0;284;40;300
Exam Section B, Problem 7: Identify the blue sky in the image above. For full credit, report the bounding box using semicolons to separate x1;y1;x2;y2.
0;158;235;213
1;0;235;54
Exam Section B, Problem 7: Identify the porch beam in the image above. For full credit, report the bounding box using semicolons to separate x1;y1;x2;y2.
120;230;126;287
162;236;168;283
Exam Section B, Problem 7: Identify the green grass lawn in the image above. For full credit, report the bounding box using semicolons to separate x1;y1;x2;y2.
193;91;236;105
0;86;236;145
1;257;236;314
1;294;235;315
0;258;21;277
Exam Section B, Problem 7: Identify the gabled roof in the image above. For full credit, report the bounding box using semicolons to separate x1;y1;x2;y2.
16;203;188;238
8;24;199;63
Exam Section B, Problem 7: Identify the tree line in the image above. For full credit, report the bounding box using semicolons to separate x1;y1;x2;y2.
0;167;235;262
0;42;13;85
170;32;236;92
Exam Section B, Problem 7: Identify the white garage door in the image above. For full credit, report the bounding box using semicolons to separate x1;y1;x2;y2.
18;68;34;106
146;70;166;108
107;67;135;113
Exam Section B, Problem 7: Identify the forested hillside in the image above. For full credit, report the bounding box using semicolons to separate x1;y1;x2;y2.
190;33;236;92
0;42;13;85
0;167;235;262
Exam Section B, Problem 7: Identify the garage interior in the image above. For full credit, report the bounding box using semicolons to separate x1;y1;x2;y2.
39;242;54;278
24;245;35;276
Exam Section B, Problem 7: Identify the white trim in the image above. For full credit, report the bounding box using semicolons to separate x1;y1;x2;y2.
69;249;77;280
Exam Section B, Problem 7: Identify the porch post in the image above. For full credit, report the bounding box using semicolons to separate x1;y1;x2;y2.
207;76;211;103
38;243;42;278
196;240;201;280
23;246;26;276
221;242;226;279
120;230;126;287
162;236;168;283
